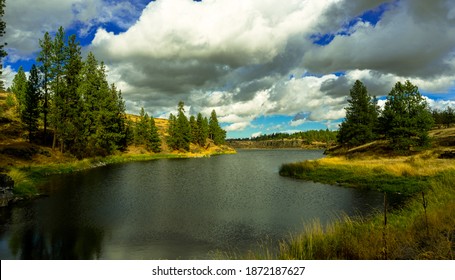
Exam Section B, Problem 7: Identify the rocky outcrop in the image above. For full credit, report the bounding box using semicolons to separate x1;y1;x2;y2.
0;173;14;207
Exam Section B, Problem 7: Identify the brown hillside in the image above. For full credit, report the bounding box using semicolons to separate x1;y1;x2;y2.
326;128;455;158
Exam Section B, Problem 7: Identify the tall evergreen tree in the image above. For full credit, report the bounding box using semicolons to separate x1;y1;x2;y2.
22;65;41;142
148;116;161;153
115;88;128;150
167;113;178;150
202;116;209;144
189;115;198;144
196;112;207;146
79;52;100;137
135;107;149;145
78;58;125;157
209;109;226;145
62;34;84;154
380;80;434;151
78;52;106;156
124;117;135;146
93;65;126;155
337;80;378;147
50;26;67;151
11;66;27;113
176;101;191;151
37;32;53;143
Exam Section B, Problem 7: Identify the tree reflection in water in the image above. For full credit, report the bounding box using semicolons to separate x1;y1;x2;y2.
8;226;104;260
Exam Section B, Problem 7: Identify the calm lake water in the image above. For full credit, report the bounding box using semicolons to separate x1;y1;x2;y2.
0;150;394;259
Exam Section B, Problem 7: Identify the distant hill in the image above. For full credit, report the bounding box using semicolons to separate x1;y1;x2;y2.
227;139;333;149
227;130;337;149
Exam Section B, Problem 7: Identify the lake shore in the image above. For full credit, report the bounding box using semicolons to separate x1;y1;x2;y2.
239;151;455;259
2;145;236;204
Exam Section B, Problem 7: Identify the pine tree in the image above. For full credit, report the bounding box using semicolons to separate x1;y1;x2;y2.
96;71;125;155
62;34;84;155
50;26;67;151
37;32;53;143
22;65;41;142
124;118;135;146
176;101;191;151
337;80;379;147
115;88;128;150
76;52;125;157
189;115;198;144
380;80;434;151
135;107;148;145
202;116;209;144
209;109;226;145
148;116;161;153
79;52;100;139
167;113;178;150
11;66;27;113
196;112;207;146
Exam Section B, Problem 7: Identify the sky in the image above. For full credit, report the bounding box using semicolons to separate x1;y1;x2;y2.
2;0;455;139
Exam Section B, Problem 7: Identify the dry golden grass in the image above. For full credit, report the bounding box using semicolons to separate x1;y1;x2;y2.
319;153;455;177
429;126;455;137
126;114;169;134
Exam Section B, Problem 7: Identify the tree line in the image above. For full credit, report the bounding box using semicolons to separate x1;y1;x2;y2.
234;130;337;144
8;27;127;158
337;80;436;151
431;107;455;128
7;27;226;158
167;101;226;151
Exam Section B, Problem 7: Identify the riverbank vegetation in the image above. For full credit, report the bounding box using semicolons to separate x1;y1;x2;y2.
224;178;454;259
269;80;455;259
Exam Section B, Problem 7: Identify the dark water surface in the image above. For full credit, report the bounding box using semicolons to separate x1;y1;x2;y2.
0;150;393;259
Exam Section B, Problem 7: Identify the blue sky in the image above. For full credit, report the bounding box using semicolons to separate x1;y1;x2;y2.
3;0;455;139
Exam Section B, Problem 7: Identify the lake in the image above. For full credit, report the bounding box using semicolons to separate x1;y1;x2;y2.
0;150;394;259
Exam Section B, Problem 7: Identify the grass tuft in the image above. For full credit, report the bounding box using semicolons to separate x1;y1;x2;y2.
7;168;37;196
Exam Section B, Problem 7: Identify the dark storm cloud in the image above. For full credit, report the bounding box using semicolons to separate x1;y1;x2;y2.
303;0;455;79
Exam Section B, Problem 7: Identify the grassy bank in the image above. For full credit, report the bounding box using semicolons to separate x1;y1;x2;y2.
243;154;455;259
279;155;454;195
273;170;455;259
215;162;455;260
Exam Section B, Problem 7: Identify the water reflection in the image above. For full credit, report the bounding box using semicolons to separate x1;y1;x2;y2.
8;225;104;260
0;203;104;260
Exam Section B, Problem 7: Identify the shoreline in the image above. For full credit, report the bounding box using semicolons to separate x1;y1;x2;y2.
266;154;455;259
2;147;237;206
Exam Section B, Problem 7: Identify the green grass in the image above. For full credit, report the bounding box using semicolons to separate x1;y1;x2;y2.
7;168;37;196
279;160;429;195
